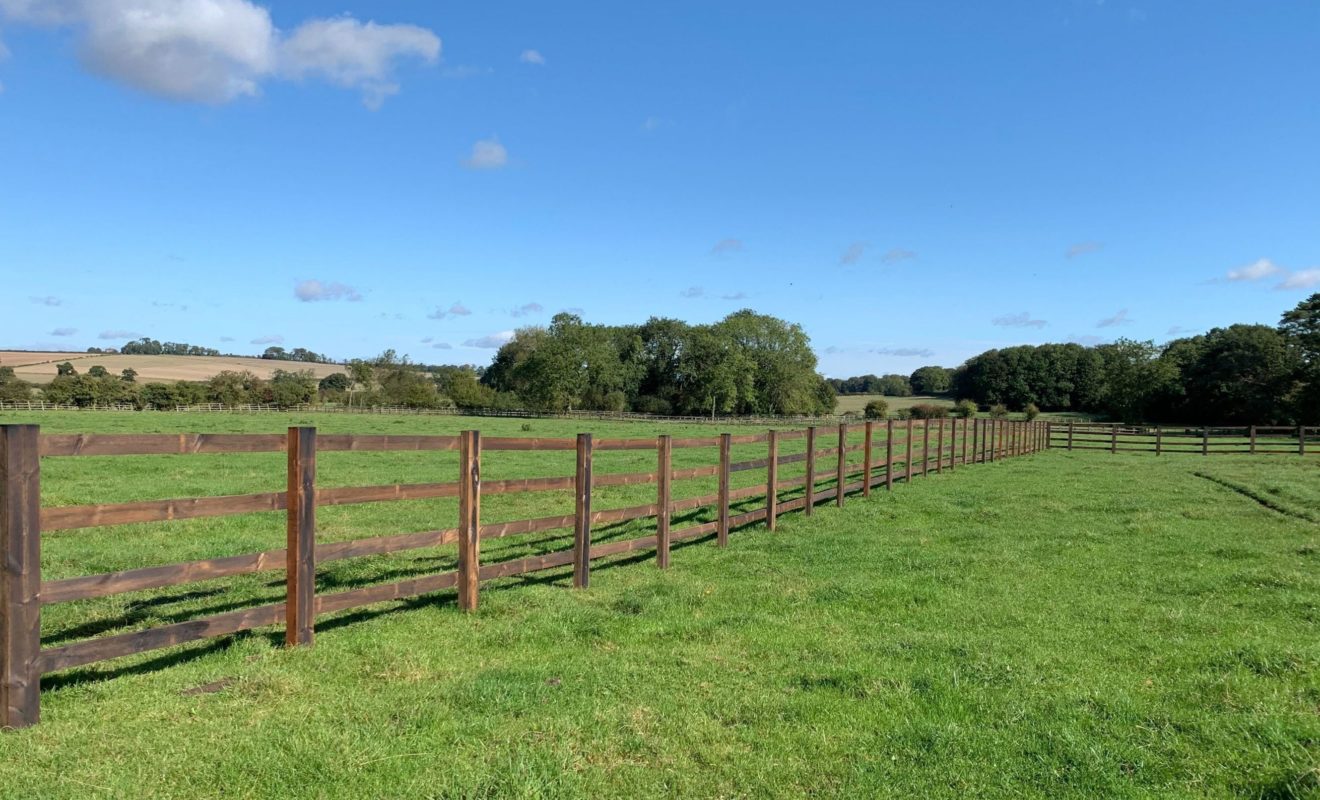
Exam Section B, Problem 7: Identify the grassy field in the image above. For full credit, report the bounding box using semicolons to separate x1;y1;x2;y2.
834;393;1097;421
0;351;343;384
0;410;1317;798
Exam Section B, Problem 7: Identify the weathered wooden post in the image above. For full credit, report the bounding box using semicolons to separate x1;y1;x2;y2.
457;429;481;609
1249;426;1256;455
286;426;316;645
1111;425;1118;455
1067;421;1074;451
836;424;847;507
717;433;731;546
905;419;915;479
972;417;980;463
921;420;931;476
886;419;895;490
935;418;945;474
766;430;778;531
804;427;816;515
573;433;592;588
656;434;672;568
1;424;40;729
1201;427;1209;457
862;422;873;498
1299;425;1307;456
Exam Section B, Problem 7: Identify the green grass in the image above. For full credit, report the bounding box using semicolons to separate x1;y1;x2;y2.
834;394;1097;421
0;410;1318;798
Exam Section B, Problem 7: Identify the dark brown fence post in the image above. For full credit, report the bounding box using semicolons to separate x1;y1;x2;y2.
972;417;980;463
1155;427;1163;456
285;426;316;646
836;424;847;507
959;417;968;466
766;430;778;531
804;427;816;515
862;422;873;498
573;433;593;588
656;434;671;568
905;419;914;481
886;419;895;490
458;430;482;609
921;421;931;476
1201;427;1209;457
1067;421;1074;451
718;433;731;546
1111;425;1118;455
0;424;40;729
1249;425;1256;455
935;419;945;474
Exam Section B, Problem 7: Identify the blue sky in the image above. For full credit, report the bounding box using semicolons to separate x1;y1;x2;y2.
1;1;1317;377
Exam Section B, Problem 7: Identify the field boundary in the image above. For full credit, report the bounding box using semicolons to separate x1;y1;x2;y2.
0;417;1048;728
1049;421;1317;456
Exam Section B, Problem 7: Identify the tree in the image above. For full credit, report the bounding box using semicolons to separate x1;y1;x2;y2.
910;365;952;395
1177;325;1299;424
863;399;888;419
87;365;109;378
56;362;76;377
120;368;138;383
269;370;318;409
318;373;351;393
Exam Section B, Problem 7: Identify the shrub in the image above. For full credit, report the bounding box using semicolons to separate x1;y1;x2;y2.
953;399;976;418
907;403;951;419
863;399;888;419
989;403;1009;418
633;395;674;416
520;423;532;432
1024;402;1040;421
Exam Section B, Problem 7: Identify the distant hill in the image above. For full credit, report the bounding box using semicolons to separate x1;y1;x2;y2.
0;351;344;385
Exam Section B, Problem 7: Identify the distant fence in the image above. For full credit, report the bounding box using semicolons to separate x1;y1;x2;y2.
1048;422;1317;455
0;417;1048;728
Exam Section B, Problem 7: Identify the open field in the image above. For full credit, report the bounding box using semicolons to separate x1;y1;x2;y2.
0;351;344;384
834;393;1097;421
0;410;1317;797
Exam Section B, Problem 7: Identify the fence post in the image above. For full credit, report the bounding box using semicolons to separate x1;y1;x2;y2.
921;421;931;476
1067;421;1074;451
1111;425;1118;455
0;425;40;729
1201;427;1209;457
285;426;316;645
573;433;593;588
1249;425;1256;455
972;417;980;463
862;422;873;498
718;433;731;547
766;430;778;531
935;419;945;474
804;427;816;515
836;424;847;507
1299;425;1306;456
886;419;895;491
458;430;482;609
656;434;671;568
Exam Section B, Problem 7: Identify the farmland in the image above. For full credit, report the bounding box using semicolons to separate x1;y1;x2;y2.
834;393;1097;421
0;409;1316;798
0;351;344;385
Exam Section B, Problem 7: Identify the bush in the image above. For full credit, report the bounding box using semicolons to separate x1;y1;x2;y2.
989;403;1009;418
863;399;888;419
633;395;674;416
953;399;976;418
1023;402;1040;421
907;403;951;419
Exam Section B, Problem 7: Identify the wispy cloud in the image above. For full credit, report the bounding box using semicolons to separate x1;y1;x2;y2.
679;286;704;299
710;238;743;256
839;242;867;266
1226;258;1282;282
294;279;362;302
720;291;749;301
641;116;666;131
251;334;284;345
29;296;61;306
1065;241;1104;259
463;331;514;349
509;302;544;317
871;347;933;357
1277;269;1320;291
462;137;508;169
1166;325;1193;336
219;336;236;343
432;342;453;350
519;49;545;65
824;345;844;355
881;248;917;264
99;329;140;340
428;302;472;320
992;312;1047;329
49;328;77;337
1096;309;1132;328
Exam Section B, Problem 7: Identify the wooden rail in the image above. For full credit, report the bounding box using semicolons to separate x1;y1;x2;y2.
1049;422;1318;455
0;419;1057;728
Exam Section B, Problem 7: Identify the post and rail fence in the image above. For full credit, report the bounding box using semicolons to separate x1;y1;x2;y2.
1049;421;1318;456
0;417;1057;728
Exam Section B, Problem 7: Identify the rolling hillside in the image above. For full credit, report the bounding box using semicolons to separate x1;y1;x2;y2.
0;351;344;385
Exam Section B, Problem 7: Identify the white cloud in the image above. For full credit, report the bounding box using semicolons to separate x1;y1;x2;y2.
1226;258;1282;282
0;1;438;107
432;342;453;350
1096;309;1132;328
463;331;513;349
720;291;749;300
509;302;543;317
992;311;1047;329
462;137;507;170
880;248;916;264
294;279;361;302
219;335;235;342
1277;269;1320;291
871;347;933;357
1066;241;1104;259
98;329;139;339
251;334;283;344
49;327;76;336
710;238;742;256
679;286;704;299
839;242;866;266
518;48;544;65
427;302;471;320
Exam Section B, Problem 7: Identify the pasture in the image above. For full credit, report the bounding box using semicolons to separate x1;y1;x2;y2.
0;351;343;385
833;393;1096;421
0;410;1317;798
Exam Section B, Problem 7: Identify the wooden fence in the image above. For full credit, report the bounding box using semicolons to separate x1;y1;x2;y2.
0;417;1051;728
1048;422;1318;455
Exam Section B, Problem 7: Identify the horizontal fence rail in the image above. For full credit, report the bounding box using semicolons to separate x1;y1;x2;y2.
1049;422;1318;456
0;418;1064;728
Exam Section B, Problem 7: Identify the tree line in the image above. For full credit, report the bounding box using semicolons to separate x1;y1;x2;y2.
827;366;955;397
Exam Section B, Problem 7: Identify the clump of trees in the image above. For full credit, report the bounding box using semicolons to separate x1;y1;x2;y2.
828;373;913;396
0;367;35;403
482;311;836;416
951;294;1320;424
863;399;888;419
120;338;221;356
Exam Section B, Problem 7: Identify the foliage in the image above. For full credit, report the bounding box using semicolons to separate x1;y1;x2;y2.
952;399;977;418
1023;402;1040;421
989;403;1009;418
120;338;221;357
269;370;318;409
828;373;913;396
863;398;888;419
0;367;33;403
318;373;352;393
906;403;951;419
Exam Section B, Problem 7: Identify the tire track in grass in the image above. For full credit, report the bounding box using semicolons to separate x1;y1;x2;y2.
1192;471;1320;524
